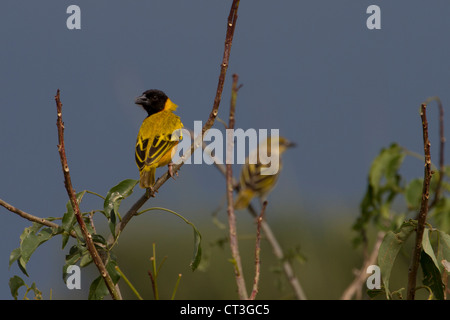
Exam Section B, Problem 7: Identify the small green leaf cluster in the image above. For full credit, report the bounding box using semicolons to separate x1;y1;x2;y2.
8;179;202;300
353;143;450;299
9;275;43;300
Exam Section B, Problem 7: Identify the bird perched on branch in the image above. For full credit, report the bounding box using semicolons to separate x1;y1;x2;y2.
234;136;295;209
134;89;183;189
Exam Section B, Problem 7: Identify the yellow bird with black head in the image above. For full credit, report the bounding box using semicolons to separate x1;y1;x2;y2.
134;89;183;189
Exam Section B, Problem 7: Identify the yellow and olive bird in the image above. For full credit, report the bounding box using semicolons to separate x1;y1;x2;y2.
134;89;183;189
234;136;295;209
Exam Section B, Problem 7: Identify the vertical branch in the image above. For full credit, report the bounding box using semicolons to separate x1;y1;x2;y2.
202;0;240;137
226;74;248;300
249;201;266;300
407;103;433;300
427;96;445;208
55;90;120;300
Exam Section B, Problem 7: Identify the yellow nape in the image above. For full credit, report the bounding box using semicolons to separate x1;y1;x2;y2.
164;98;178;112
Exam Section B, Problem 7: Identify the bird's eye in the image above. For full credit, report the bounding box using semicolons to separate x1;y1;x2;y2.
151;95;159;101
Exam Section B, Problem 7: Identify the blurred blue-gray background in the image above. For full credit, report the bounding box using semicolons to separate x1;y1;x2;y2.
1;1;449;299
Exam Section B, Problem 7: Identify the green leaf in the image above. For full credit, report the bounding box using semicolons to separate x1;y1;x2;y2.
88;260;120;300
9;248;21;269
390;288;405;300
369;143;405;195
138;207;202;271
420;250;445;300
366;288;385;299
436;230;450;273
21;228;54;263
15;227;55;276
190;228;202;271
422;228;439;269
107;259;121;284
109;209;116;236
71;224;84;241
17;257;29;277
9;275;25;300
92;234;107;246
88;276;106;300
405;178;423;210
352;144;405;246
103;179;138;237
378;220;416;299
103;179;138;219
433;198;450;234
20;233;40;265
63;245;83;280
61;191;87;247
61;233;70;250
28;282;43;300
79;250;93;268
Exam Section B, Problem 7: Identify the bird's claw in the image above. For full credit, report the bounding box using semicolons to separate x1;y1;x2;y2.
168;163;178;180
146;187;157;198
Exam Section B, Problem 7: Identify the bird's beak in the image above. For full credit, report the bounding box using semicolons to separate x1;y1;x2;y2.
134;95;147;105
286;141;296;148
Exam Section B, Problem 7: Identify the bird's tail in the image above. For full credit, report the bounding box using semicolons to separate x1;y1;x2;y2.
140;167;156;189
234;188;255;210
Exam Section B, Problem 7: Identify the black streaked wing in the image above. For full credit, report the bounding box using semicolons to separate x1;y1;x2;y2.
145;135;177;166
135;138;149;170
241;162;279;195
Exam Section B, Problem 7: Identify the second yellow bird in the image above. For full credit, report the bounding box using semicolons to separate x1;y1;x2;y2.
235;136;295;209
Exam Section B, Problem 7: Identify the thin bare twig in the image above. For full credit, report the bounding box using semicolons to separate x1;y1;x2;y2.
202;0;240;137
257;208;307;300
425;96;445;209
250;201;266;300
109;0;241;244
1;199;57;229
55;90;120;300
147;269;157;300
0;198;78;238
340;231;384;300
407;103;433;300
226;73;247;299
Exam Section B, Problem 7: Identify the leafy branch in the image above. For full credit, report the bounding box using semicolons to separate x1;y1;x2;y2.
349;97;450;300
55;89;120;300
406;103;433;300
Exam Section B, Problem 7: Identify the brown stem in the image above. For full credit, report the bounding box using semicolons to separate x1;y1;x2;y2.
249;201;266;300
407;103;433;300
147;269;157;300
1;198;57;229
340;232;384;300
202;0;240;137
55;90;120;300
226;73;248;300
426;96;445;209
